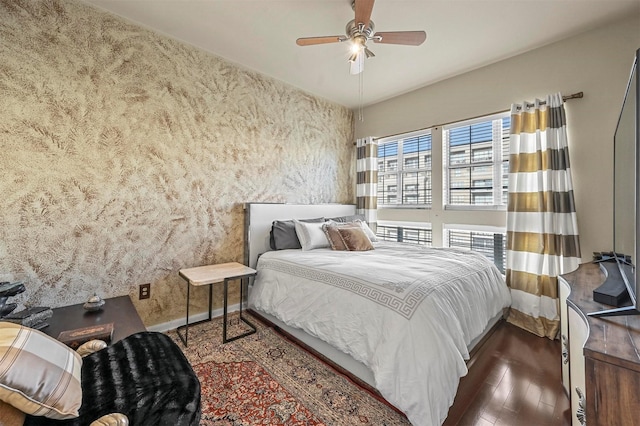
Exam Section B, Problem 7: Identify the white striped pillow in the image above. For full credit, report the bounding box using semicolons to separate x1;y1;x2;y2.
0;322;83;419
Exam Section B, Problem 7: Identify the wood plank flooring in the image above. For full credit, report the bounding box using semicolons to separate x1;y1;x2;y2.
444;321;571;426
265;312;571;425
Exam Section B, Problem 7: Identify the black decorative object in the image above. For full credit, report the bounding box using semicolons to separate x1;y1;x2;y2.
592;253;632;307
0;281;26;298
0;281;25;319
3;306;53;329
0;279;52;330
0;301;17;317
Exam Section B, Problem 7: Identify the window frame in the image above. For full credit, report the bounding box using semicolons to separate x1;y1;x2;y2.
377;129;433;209
442;112;510;211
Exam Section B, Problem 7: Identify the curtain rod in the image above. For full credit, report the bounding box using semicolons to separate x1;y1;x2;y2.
364;91;583;143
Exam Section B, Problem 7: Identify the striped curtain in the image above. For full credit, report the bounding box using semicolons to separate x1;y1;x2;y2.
356;137;378;230
506;93;581;339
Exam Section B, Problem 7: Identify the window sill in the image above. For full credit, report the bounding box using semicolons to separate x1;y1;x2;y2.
378;205;432;210
444;205;507;212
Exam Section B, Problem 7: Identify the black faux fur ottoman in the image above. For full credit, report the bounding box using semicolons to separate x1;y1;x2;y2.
25;332;201;426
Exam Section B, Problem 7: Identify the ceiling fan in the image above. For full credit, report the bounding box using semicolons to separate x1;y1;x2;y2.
296;0;427;75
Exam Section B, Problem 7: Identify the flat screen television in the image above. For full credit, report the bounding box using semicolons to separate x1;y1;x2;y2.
589;48;640;318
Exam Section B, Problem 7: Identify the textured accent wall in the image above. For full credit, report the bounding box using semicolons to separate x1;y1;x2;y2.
0;0;354;326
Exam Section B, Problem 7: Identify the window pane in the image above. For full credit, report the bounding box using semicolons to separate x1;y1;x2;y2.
378;142;398;173
403;171;431;205
404;134;432;169
502;117;511;205
445;113;510;208
502;162;509;205
378;173;398;206
450;190;471;204
472;166;492;187
404;156;419;169
376;225;432;246
450;168;470;189
472;146;492;162
449;148;469;166
377;133;432;207
447;229;506;273
377;226;398;241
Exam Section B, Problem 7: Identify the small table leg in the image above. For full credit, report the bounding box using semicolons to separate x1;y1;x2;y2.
223;276;257;343
176;281;191;346
176;282;213;347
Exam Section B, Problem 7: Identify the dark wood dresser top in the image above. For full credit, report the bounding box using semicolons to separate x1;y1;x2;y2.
561;262;640;372
42;295;146;344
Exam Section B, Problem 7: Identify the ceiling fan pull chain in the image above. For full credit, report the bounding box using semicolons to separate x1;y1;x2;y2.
358;70;364;122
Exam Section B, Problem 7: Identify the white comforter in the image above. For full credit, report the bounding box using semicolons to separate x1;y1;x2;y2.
249;242;511;426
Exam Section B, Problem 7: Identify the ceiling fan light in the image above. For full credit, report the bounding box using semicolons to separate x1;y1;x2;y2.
364;47;375;58
348;52;359;63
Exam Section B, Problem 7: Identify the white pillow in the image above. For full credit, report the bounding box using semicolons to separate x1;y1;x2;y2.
356;220;378;242
293;219;330;250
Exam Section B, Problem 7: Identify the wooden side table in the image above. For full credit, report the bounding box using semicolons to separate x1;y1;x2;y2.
177;262;257;346
43;295;146;344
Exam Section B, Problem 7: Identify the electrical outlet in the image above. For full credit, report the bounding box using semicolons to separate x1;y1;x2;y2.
139;283;150;300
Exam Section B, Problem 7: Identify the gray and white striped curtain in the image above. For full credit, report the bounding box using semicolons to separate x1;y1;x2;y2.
506;93;581;339
356;137;378;230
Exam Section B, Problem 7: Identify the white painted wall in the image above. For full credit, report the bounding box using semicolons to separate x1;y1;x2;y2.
355;14;640;261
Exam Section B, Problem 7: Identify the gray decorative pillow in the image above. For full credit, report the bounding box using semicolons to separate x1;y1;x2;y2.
326;214;365;223
269;218;324;250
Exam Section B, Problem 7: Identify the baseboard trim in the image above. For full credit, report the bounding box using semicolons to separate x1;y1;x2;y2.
147;303;241;333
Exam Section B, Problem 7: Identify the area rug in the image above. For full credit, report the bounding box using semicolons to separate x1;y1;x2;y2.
167;313;410;425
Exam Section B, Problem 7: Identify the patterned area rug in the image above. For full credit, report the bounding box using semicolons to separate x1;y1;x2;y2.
168;313;410;425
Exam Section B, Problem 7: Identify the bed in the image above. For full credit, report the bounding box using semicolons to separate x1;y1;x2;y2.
244;203;511;426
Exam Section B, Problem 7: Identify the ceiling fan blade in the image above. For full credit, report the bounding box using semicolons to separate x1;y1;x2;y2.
296;36;345;46
373;31;427;46
355;0;375;27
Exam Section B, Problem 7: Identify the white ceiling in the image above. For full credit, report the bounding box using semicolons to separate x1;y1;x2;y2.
83;0;640;109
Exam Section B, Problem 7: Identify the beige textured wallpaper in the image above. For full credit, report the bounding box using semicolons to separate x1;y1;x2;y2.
0;0;354;326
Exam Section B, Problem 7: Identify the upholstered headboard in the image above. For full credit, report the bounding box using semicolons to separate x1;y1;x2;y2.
243;203;357;270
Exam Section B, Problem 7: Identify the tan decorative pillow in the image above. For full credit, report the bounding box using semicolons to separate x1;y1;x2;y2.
337;226;375;251
0;322;83;420
322;222;363;251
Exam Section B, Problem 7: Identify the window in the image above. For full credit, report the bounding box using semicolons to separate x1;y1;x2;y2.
372;110;510;266
377;131;432;207
404;156;419;169
443;113;510;208
444;227;506;273
377;222;432;245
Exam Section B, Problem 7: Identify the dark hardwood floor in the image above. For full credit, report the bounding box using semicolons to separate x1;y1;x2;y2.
262;312;571;426
444;321;571;426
